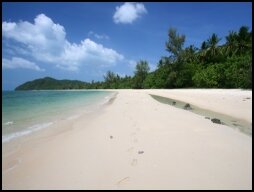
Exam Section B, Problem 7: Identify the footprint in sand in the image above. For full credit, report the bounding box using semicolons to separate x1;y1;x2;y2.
116;176;130;186
131;159;138;166
126;147;134;153
3;158;21;173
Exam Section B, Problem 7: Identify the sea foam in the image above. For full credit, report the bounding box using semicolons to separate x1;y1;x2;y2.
3;90;114;143
4;121;14;126
2;122;53;143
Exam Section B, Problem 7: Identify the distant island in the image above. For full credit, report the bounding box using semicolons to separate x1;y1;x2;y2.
15;77;90;90
16;26;252;90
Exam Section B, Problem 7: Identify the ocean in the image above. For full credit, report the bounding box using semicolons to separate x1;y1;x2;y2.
2;90;115;143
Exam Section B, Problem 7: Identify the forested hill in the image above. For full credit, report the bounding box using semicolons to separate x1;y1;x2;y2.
15;77;89;90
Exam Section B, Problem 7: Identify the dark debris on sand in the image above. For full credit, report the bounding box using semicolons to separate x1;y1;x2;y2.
183;103;192;110
211;118;222;124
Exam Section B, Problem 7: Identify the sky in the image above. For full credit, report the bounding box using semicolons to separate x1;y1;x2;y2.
2;2;252;90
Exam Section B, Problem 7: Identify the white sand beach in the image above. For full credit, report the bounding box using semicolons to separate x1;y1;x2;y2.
2;89;252;190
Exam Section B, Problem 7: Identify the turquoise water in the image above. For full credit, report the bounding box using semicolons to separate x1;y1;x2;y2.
2;90;115;142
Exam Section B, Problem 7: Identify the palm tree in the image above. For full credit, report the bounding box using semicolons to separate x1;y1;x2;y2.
180;45;198;63
207;33;221;53
225;31;238;57
206;33;222;62
237;26;252;55
198;41;209;63
201;41;208;50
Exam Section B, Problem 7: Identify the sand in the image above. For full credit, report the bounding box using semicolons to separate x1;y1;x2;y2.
2;89;252;190
145;89;252;122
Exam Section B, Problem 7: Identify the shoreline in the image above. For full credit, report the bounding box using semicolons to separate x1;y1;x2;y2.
2;90;117;144
3;91;119;179
2;89;252;189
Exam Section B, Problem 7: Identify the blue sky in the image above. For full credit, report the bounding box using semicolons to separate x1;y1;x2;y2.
2;2;252;90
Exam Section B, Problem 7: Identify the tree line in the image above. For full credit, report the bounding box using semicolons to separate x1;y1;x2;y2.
92;25;252;89
16;26;252;90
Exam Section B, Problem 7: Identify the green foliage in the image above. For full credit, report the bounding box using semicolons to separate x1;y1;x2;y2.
225;31;238;57
15;26;252;91
192;64;225;88
148;61;173;88
237;26;252;54
201;41;208;50
103;71;119;89
204;33;223;63
192;54;252;88
179;45;198;63
133;60;150;89
166;28;185;61
15;77;88;90
143;72;156;88
223;55;252;88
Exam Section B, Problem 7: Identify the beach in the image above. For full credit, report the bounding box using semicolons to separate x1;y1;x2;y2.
2;89;252;190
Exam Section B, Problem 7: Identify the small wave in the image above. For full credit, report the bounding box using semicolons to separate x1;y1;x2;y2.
66;114;80;120
4;121;14;126
100;92;118;106
2;122;53;143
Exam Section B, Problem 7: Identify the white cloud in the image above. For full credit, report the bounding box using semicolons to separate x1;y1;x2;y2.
113;2;147;24
88;31;109;40
2;14;124;71
2;14;66;52
2;57;45;71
